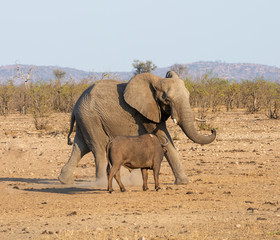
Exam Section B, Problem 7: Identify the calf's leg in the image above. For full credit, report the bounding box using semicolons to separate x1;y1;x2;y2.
108;165;119;193
141;168;149;191
114;169;126;192
153;166;161;191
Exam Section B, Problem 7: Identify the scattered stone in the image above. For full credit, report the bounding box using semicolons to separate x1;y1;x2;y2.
82;164;89;168
247;207;255;213
223;191;231;195
257;217;267;221
67;211;77;216
186;191;194;195
22;227;29;233
264;201;277;206
236;224;241;228
138;237;145;240
42;230;53;234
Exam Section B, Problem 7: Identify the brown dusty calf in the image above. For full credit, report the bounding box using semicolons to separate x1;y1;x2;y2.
106;134;168;193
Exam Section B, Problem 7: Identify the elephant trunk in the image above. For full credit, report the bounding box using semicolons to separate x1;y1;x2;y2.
178;108;216;145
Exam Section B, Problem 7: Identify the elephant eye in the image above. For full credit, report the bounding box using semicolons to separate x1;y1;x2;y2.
164;96;171;104
161;93;171;104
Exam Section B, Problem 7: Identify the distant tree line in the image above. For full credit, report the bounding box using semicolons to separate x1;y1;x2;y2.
0;62;279;130
183;70;280;119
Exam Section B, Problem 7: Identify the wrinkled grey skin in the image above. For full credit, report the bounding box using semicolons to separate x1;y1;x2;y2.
58;71;216;185
106;134;165;193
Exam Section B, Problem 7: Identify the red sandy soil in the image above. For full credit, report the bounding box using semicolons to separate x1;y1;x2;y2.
0;111;279;239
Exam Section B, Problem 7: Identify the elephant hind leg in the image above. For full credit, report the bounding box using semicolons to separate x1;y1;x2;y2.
58;130;90;184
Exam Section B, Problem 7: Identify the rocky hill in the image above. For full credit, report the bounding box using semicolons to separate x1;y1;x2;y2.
154;62;280;81
0;61;279;85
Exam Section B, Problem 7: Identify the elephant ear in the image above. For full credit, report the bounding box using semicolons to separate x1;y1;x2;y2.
166;70;179;79
124;73;161;123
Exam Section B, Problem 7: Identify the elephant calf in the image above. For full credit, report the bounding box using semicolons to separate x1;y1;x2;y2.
106;134;168;193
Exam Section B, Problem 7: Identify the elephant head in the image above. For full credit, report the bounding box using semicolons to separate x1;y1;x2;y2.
124;71;216;145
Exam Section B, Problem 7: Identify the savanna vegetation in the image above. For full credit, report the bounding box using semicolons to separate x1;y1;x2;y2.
0;63;279;130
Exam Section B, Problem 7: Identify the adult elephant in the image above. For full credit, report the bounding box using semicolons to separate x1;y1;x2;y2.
58;71;216;185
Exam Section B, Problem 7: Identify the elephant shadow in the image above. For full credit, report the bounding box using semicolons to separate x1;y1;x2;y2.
0;177;107;194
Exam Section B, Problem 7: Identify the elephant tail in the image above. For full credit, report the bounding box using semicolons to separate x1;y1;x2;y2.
67;112;75;145
106;140;113;177
106;140;113;165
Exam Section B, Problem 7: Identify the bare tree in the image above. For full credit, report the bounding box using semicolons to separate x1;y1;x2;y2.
170;64;189;79
16;65;34;114
16;64;33;89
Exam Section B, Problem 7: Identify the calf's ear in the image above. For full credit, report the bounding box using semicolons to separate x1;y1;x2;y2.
124;73;161;123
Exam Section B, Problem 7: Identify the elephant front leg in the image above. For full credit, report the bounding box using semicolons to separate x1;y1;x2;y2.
164;143;190;185
58;133;89;184
155;129;189;185
145;122;190;185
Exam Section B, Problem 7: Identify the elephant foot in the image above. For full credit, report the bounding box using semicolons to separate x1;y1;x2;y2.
174;177;190;185
58;173;75;185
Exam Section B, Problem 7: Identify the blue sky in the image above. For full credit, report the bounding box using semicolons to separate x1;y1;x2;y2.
1;0;279;72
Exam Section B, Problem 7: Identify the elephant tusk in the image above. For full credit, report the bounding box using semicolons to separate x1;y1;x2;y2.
173;119;178;125
195;118;206;122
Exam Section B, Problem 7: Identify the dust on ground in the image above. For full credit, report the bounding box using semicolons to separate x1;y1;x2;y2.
0;111;279;240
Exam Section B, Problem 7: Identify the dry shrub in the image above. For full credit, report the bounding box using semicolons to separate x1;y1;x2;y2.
28;80;53;130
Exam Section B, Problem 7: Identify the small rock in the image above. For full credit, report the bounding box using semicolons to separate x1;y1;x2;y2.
236;224;241;228
42;230;53;234
247;207;255;213
223;191;231;195
186;191;194;194
138;237;146;240
22;227;29;232
67;211;77;216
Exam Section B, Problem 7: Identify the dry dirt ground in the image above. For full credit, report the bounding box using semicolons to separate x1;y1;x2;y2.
0;111;279;240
